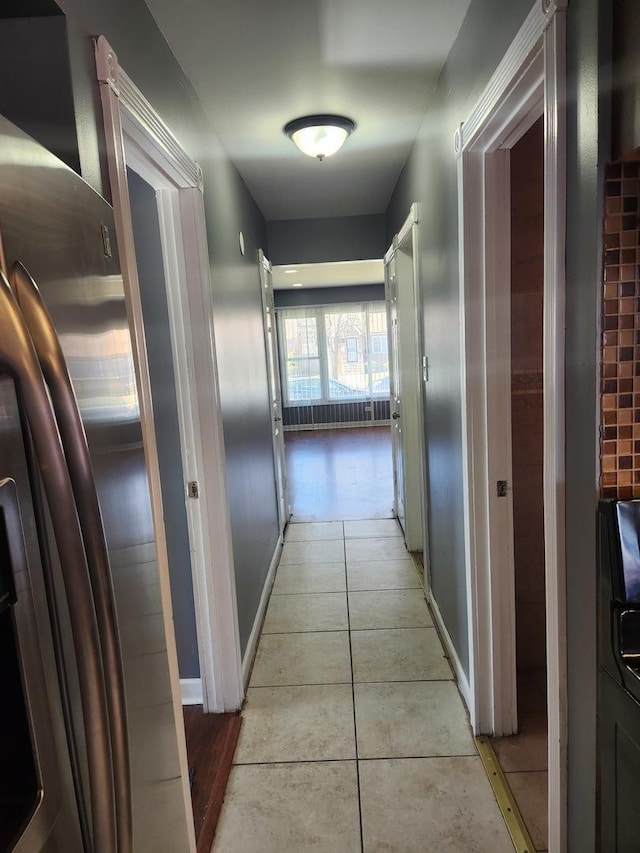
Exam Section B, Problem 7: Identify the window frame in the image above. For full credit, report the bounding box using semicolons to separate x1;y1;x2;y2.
277;301;389;406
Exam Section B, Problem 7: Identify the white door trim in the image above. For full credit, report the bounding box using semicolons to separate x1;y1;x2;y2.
95;37;243;719
455;2;567;850
258;249;289;534
396;204;426;556
386;203;426;554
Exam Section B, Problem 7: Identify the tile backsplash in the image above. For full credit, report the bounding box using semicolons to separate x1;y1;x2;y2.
601;160;640;499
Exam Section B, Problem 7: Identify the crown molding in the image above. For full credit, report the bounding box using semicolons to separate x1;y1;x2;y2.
96;36;203;192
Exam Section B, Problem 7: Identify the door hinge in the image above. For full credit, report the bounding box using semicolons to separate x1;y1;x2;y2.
422;356;428;382
496;480;508;498
188;480;199;499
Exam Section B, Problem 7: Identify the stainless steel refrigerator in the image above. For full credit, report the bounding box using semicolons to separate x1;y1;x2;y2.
0;115;193;851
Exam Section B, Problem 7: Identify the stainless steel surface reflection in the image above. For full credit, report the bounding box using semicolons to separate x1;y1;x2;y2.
0;116;192;851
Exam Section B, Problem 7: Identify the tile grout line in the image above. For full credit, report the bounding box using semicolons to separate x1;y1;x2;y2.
249;678;455;688
271;588;421;595
343;522;366;853
232;751;482;768
263;625;437;634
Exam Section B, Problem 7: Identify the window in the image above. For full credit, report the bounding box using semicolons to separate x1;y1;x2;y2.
278;303;389;404
281;314;321;401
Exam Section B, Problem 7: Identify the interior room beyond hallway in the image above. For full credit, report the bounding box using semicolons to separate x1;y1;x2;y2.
285;426;393;522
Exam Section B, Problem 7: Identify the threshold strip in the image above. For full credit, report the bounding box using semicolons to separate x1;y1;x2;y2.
475;736;537;853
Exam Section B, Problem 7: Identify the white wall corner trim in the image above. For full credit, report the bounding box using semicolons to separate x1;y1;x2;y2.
242;535;283;688
180;678;203;706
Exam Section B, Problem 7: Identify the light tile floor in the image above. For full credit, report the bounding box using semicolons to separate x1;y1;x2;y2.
213;519;515;852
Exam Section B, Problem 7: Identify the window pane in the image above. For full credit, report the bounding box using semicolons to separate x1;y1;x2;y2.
278;303;389;405
368;308;389;396
286;360;321;401
324;308;368;398
281;312;321;402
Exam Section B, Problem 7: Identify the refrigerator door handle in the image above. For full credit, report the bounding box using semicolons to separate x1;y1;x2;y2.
0;270;117;853
10;261;132;853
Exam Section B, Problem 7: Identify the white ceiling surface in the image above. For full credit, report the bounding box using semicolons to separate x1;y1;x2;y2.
272;259;384;290
144;0;472;220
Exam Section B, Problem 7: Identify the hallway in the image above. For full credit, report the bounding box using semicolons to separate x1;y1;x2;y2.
212;519;514;852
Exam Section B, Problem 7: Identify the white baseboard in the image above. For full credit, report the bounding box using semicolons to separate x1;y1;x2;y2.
180;678;203;705
426;587;473;715
241;533;283;687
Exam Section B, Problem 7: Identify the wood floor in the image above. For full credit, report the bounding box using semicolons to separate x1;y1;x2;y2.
183;706;242;852
285;426;393;521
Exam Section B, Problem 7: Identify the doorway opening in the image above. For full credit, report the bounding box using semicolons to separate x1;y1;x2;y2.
456;4;566;849
487;117;548;853
271;260;397;527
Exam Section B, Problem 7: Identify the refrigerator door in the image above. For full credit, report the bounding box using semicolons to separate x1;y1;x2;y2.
0;115;193;851
0;270;115;853
0;475;82;853
10;260;132;853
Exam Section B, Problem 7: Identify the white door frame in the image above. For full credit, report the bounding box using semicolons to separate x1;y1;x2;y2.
96;37;243;717
384;243;405;530
456;2;566;850
385;204;427;555
258;249;289;534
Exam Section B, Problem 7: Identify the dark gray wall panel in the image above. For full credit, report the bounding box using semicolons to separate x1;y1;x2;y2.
267;214;387;265
386;0;533;679
612;0;640;159
127;168;199;679
0;16;79;172
565;1;610;848
274;283;384;308
59;0;278;657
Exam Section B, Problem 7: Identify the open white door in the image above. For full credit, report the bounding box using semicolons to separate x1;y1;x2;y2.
259;250;289;533
385;246;406;533
385;205;425;554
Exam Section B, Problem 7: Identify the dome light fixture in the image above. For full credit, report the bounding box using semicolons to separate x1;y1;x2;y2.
284;114;356;162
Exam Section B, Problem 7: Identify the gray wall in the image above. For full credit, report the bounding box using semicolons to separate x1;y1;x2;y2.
612;0;640;158
386;0;609;847
565;1;610;849
387;0;535;679
0;15;79;172
274;283;385;309
127;168;199;679
55;0;279;657
267;214;387;265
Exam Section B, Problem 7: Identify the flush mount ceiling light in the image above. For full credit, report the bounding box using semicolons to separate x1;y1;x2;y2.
284;115;356;161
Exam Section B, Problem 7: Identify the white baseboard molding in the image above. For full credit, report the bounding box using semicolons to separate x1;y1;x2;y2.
241;533;283;688
426;587;473;714
180;678;203;706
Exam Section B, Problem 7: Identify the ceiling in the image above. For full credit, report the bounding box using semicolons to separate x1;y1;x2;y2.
144;0;472;221
272;259;384;289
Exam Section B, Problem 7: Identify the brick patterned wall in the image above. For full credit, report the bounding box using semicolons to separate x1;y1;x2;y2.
601;160;640;499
